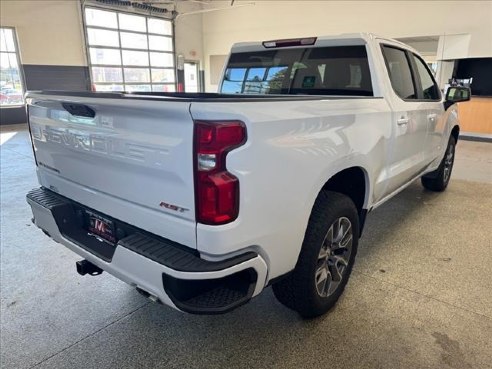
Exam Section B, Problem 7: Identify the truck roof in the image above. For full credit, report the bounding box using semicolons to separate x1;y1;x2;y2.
230;33;417;54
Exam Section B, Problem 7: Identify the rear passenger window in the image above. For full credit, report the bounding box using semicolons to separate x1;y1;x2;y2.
381;45;416;100
411;54;441;100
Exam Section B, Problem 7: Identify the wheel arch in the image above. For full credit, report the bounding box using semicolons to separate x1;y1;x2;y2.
320;166;370;237
451;125;460;143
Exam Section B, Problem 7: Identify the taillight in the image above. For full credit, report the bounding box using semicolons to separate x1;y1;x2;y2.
194;120;246;225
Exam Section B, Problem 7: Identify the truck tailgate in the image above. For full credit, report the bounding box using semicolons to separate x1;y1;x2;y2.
27;93;196;249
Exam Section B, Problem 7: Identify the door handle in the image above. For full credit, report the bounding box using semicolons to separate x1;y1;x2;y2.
428;114;437;122
397;117;409;126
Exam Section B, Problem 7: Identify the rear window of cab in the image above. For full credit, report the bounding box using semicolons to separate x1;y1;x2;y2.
221;45;373;96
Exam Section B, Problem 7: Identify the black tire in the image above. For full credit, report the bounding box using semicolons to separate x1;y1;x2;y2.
272;191;359;318
421;136;456;192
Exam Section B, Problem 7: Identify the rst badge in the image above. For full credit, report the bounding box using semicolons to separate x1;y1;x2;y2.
159;201;189;213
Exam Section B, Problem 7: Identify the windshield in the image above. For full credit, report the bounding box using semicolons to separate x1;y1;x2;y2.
220;45;373;96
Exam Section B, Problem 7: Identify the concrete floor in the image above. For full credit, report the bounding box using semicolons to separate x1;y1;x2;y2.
1;126;491;369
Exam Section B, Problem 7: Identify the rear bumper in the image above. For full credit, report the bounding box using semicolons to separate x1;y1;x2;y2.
26;188;268;314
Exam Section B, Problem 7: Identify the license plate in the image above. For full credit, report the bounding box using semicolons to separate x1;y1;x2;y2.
86;210;116;244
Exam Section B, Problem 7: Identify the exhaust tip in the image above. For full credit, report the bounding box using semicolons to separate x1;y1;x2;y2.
136;287;161;304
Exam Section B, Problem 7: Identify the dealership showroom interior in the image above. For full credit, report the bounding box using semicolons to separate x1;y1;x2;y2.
1;0;491;368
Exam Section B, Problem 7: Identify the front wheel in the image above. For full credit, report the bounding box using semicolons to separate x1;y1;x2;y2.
421;136;456;192
272;191;359;318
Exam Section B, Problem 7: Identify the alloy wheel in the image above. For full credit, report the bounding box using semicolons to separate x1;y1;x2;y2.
443;142;455;183
315;217;353;297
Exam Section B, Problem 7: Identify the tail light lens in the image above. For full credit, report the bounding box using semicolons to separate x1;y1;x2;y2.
194;120;246;225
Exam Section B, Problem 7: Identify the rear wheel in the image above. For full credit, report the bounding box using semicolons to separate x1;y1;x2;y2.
272;191;359;318
421;136;456;192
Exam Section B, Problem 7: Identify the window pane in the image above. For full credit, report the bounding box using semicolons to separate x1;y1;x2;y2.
150;52;173;67
122;50;149;66
221;80;242;94
0;52;23;105
89;48;121;65
221;46;372;96
246;68;266;81
87;28;119;47
93;84;123;91
0;52;18;69
121;32;148;50
0;87;24;105
119;13;146;32
124;68;150;82
265;66;288;91
92;67;123;83
151;68;175;83
0;28;16;52
84;10;175;95
125;84;151;92
148;19;172;35
243;81;268;94
225;68;246;82
85;8;117;28
412;54;440;100
266;66;287;81
149;35;172;51
152;84;175;92
382;46;416;99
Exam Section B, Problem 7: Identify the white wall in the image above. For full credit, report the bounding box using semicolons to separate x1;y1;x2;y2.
397;40;439;59
174;2;204;66
0;0;86;66
1;0;205;82
202;0;492;91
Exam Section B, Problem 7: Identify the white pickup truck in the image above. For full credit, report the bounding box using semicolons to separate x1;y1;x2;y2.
26;33;470;317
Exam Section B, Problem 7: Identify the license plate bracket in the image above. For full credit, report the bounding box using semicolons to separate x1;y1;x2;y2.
86;210;116;244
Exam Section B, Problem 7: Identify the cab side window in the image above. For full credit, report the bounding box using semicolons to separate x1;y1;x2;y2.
381;45;416;100
411;54;441;100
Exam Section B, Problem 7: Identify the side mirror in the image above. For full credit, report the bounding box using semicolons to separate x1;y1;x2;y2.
444;86;471;110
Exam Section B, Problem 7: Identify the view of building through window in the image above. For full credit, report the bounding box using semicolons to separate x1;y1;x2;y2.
84;7;175;92
0;27;24;106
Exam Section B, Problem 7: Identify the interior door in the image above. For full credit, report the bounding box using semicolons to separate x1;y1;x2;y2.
184;62;199;93
381;45;429;194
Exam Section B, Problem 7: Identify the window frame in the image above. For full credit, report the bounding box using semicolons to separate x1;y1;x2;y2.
0;26;26;107
408;52;442;102
82;6;176;92
380;44;419;102
381;43;443;102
